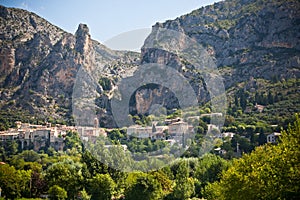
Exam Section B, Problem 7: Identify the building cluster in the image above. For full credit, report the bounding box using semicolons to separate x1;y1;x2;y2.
127;118;195;147
0;121;73;151
0;118;106;151
0;116;281;153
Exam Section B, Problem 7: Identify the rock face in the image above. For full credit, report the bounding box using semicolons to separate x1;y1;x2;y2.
141;0;300;87
136;0;300;114
0;5;139;125
0;0;299;127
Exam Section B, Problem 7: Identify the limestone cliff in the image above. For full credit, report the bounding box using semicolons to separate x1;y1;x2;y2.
0;0;299;128
0;5;139;126
137;0;300;114
142;0;300;86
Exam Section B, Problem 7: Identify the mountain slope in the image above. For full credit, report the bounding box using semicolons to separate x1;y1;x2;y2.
0;0;299;129
138;0;300;124
0;5;139;128
142;0;300;86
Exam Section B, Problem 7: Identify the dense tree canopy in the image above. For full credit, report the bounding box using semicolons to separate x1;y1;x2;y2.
204;114;300;199
0;107;298;200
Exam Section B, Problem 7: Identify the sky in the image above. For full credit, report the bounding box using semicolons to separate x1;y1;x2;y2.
0;0;219;50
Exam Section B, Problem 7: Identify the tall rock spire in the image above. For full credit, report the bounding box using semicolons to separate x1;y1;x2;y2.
75;23;91;55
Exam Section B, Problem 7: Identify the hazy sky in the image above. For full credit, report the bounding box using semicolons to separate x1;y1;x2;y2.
0;0;219;50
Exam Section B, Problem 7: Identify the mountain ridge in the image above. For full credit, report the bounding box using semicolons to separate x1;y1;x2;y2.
0;5;139;128
0;0;299;129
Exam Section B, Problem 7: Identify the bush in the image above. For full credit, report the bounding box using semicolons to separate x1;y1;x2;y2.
48;185;67;200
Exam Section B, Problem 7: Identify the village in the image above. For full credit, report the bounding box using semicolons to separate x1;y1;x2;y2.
0;117;195;152
0;120;106;151
0;114;281;153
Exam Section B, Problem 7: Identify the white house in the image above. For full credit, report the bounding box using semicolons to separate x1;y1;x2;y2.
267;132;281;143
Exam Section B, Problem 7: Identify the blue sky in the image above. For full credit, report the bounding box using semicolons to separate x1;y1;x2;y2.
0;0;218;50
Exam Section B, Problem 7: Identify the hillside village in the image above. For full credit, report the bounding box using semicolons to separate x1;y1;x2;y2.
0;120;106;151
0;113;281;154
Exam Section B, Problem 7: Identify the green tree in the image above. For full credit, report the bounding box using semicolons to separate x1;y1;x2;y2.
231;134;253;153
6;140;18;157
45;160;83;199
0;164;31;199
64;131;82;152
98;77;112;91
15;150;40;162
9;156;46;198
204;114;300;199
125;173;163;200
171;161;195;200
79;188;91;200
239;92;247;111
48;185;68;200
258;132;267;145
151;171;173;197
88;174;116;200
195;154;230;197
267;91;274;104
108;129;124;141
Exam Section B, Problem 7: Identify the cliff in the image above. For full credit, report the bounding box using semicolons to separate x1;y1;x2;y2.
0;0;299;128
0;5;139;126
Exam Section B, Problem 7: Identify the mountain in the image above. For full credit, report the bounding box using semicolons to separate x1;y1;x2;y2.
0;0;299;129
0;5;139;128
142;0;300;85
139;0;300;123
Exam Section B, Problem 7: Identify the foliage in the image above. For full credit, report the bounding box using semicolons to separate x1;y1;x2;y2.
195;154;231;197
0;140;18;160
124;172;164;200
88;174;116;200
98;77;113;91
170;160;195;200
64;131;82;152
45;159;83;199
78;188;91;200
0;164;31;199
204;114;300;199
48;185;67;200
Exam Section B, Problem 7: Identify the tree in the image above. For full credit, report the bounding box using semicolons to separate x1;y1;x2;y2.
48;185;68;200
8;156;47;198
98;77;112;91
45;160;83;199
0;146;5;161
64;131;82;152
196;154;230;185
0;164;31;199
171;161;195;200
151;171;173;196
195;154;230;197
88;174;116;200
124;173;163;200
231;135;253;153
258;132;267;145
267;91;274;104
108;129;124;141
79;188;91;200
240;92;247;111
204;114;300;199
6;140;18;157
15;150;40;162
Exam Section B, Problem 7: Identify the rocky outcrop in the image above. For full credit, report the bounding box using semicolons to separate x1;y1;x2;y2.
0;5;139;125
0;0;299;127
133;0;300;116
141;0;300;88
